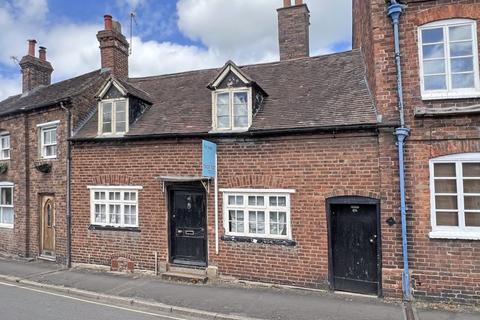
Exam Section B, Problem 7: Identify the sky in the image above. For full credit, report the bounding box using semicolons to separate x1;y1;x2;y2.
0;0;352;101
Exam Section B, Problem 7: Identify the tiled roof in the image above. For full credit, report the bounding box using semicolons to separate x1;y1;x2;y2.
75;49;377;139
0;70;108;116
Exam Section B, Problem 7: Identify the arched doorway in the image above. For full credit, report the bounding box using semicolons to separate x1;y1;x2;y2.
41;196;55;258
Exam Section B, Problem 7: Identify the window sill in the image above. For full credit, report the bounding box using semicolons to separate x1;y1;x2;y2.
221;235;296;246
421;91;480;101
0;224;14;229
209;128;249;134
89;225;140;232
429;230;480;240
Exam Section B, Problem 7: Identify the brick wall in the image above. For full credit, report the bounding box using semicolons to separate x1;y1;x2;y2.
70;131;405;294
354;0;480;304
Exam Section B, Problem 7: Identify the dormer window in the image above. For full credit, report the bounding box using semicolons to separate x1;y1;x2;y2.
99;99;128;136
215;89;251;131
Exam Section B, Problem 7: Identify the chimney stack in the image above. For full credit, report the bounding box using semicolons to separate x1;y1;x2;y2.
277;0;310;61
19;40;54;93
97;14;129;79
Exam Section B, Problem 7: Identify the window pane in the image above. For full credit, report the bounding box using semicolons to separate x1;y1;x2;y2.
248;211;265;234
234;116;248;128
435;195;458;209
115;101;127;133
94;204;106;223
436;211;459;226
116;121;126;133
451;57;474;73
424;75;447;90
463;180;480;194
449;25;472;41
103;122;112;133
1;207;13;225
465;212;480;227
449;41;473;57
102;103;112;133
269;197;277;206
423;44;444;59
236;196;243;205
228;196;236;205
43;130;51;144
217;93;229;106
422;28;443;44
1;188;12;205
464;196;480;210
434;163;456;177
463;163;480;177
278;197;286;207
452;73;475;89
434;180;457;193
217;116;230;129
50;129;57;144
234;92;248;104
423;60;445;74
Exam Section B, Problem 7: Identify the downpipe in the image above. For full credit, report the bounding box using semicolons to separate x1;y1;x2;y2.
387;1;411;301
60;102;72;268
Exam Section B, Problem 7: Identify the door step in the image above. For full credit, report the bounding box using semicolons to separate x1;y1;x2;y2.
161;271;208;284
167;264;207;276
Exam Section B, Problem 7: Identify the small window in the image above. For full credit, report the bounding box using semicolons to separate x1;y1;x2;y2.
0;185;13;228
214;90;250;131
222;189;293;239
37;122;59;159
99;99;129;136
0;134;10;160
430;154;480;239
418;19;480;99
89;186;141;228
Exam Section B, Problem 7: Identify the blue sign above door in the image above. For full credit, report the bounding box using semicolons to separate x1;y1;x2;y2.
202;140;217;178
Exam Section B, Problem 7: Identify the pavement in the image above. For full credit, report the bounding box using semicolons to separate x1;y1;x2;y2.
0;258;478;320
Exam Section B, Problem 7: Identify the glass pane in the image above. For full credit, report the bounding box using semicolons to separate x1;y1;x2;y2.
464;196;480;210
463;163;480;177
116;121;126;133
423;60;445;74
451;57;474;73
217;102;229;117
248;196;256;206
450;41;473;57
278;197;286;207
434;180;457;193
228;196;236;205
434;163;456;177
103;103;112;120
436;211;458;226
270;212;278;223
424;75;446;90
51;129;57;144
217;116;229;129
102;122;112;133
449;25;472;41
94;192;100;200
279;212;287;223
234;116;248;128
452;73;475;89
422;28;444;44
236;196;243;205
234;92;248;104
423;44;444;59
2;207;13;224
43;130;51;144
1;188;12;205
463;180;480;194
435;195;458;209
269;197;277;206
465;212;480;227
257;196;264;206
217;93;229;106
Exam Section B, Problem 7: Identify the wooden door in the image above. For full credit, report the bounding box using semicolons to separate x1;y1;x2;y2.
169;188;207;267
41;196;55;257
330;202;379;295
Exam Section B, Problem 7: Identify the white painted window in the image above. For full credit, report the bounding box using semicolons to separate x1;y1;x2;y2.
213;89;251;131
221;189;294;239
418;19;480;100
89;186;142;228
0;133;10;160
430;153;480;240
98;99;128;136
37;121;59;159
0;183;13;228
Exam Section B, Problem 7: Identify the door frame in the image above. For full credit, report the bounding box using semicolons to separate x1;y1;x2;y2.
166;182;208;267
39;195;56;258
326;196;382;297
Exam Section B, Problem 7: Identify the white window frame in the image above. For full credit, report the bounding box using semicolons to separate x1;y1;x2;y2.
212;87;252;132
37;121;59;160
88;186;142;228
221;188;295;240
0;133;10;160
418;19;480;100
429;153;480;240
0;182;14;229
98;98;129;136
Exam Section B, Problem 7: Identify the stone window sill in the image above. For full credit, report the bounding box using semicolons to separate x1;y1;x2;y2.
429;231;480;241
222;235;296;246
89;225;140;232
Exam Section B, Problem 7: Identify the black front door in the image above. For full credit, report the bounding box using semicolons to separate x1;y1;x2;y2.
330;201;379;295
169;188;207;267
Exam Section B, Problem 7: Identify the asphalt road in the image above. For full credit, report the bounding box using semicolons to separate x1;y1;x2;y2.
0;281;199;320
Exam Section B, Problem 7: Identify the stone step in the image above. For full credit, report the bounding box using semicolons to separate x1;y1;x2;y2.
161;271;208;284
167;264;207;276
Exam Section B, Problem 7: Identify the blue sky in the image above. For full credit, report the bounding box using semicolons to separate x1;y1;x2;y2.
0;0;352;100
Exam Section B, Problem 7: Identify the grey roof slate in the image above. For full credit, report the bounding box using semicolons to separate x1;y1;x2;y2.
75;49;377;139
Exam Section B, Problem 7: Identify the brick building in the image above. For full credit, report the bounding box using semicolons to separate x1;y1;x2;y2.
0;0;478;305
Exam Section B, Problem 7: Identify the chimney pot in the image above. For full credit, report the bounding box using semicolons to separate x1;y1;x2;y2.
283;0;291;7
39;46;47;61
28;39;37;57
104;15;113;30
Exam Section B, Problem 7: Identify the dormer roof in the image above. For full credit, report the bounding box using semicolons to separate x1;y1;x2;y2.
96;77;153;104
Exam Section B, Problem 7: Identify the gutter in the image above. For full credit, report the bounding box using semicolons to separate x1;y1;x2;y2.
387;0;411;301
60;101;73;268
70;122;399;143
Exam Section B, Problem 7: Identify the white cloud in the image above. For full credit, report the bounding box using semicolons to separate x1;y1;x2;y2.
0;0;351;101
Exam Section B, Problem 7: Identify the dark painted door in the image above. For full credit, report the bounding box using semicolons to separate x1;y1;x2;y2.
331;203;378;295
169;189;207;267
